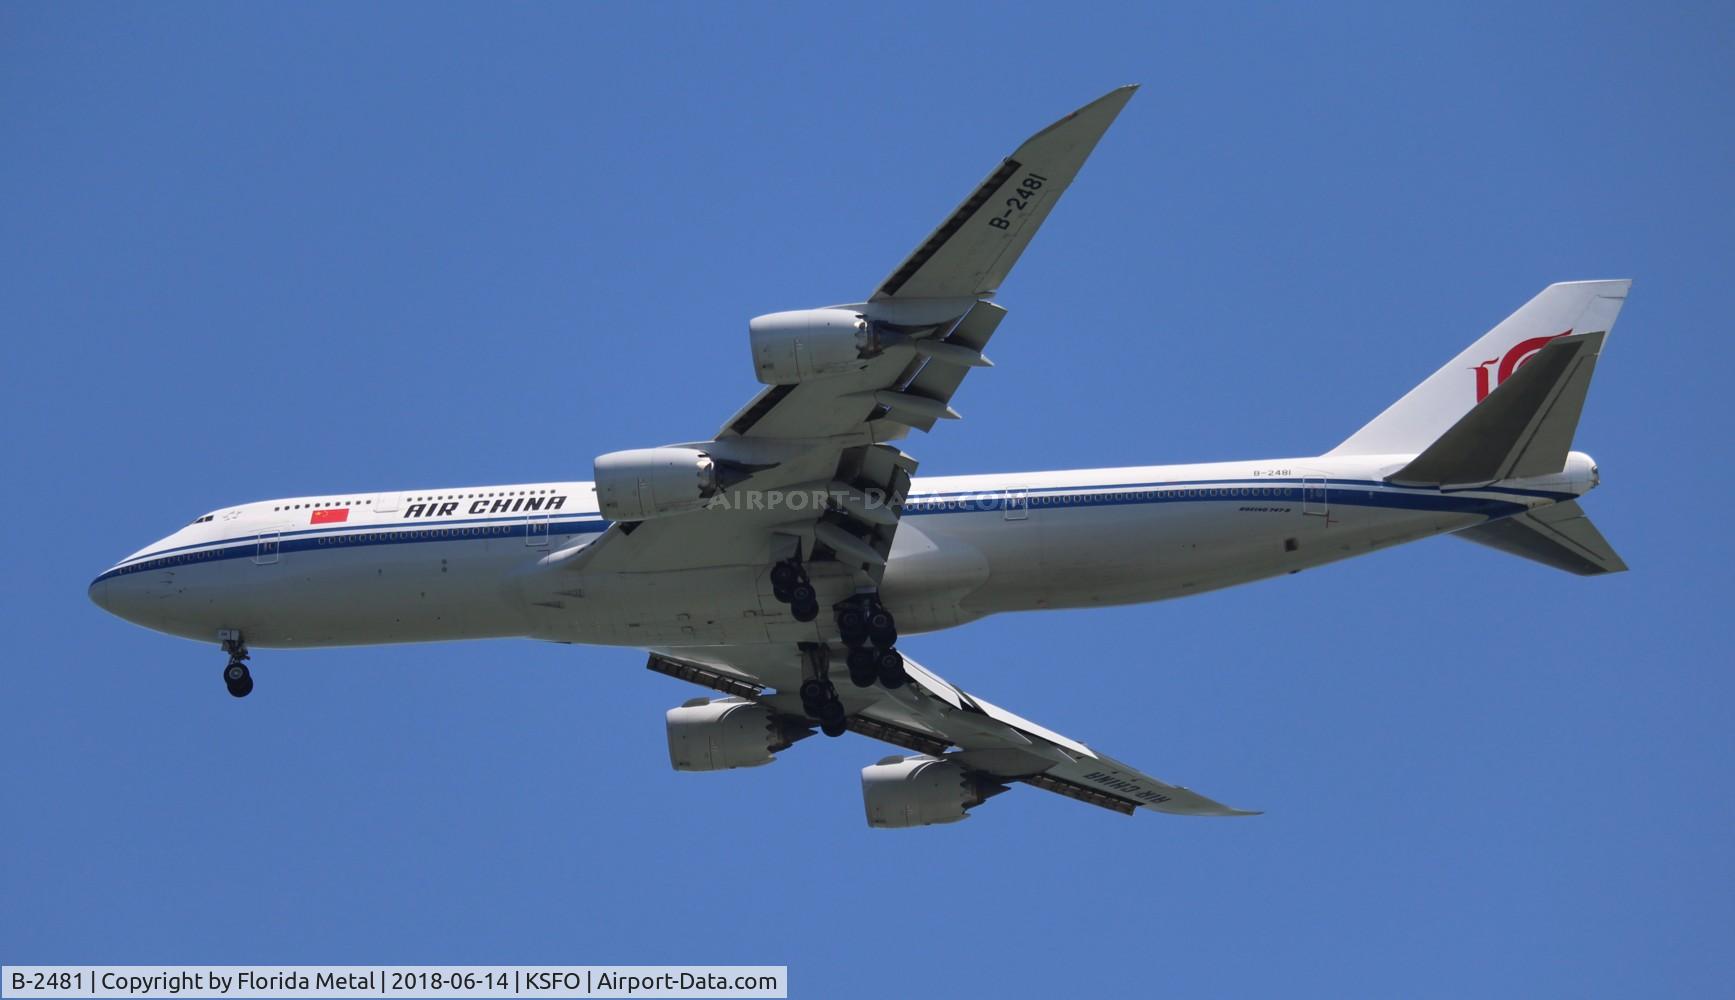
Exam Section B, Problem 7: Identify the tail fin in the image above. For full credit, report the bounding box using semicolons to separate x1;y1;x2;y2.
1386;330;1604;488
1330;280;1631;456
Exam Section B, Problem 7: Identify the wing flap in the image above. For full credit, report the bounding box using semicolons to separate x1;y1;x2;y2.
894;302;1009;433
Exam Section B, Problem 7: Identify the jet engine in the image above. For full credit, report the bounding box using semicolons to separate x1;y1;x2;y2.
749;308;880;385
594;447;720;522
860;755;1007;829
666;698;809;772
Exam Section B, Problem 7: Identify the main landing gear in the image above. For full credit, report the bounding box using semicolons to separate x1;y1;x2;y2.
798;644;848;738
770;558;819;622
219;630;253;698
837;595;907;690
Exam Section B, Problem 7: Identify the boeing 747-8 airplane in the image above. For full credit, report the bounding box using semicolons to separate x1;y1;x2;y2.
90;87;1628;827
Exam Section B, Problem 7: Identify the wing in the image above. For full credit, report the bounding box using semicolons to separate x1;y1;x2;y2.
648;645;1256;820
872;84;1138;301
723;84;1138;442
554;88;1138;584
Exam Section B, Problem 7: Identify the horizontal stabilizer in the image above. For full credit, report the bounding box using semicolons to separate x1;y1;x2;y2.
1387;331;1604;489
1455;500;1627;575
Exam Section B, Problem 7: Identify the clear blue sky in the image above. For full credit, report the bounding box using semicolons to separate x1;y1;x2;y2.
4;4;1731;997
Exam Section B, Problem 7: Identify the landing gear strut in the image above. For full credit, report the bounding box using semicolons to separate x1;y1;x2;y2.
219;630;253;698
836;595;907;689
798;643;847;738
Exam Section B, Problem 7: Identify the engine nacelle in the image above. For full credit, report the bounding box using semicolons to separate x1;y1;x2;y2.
666;698;800;772
749;308;877;385
594;446;719;522
860;755;1002;829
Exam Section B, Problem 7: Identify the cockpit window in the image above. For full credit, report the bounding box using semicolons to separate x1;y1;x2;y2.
190;514;215;525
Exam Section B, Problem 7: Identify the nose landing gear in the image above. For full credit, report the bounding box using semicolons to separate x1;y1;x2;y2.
219;630;253;698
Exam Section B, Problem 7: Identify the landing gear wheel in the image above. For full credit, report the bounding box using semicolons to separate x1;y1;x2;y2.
816;698;847;737
223;661;253;698
799;679;829;714
876;648;908;689
836;606;867;646
796;640;846;735
219;631;253;698
868;609;897;649
769;560;813;615
846;646;878;687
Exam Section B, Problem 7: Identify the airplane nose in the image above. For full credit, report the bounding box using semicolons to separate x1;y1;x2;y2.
89;575;113;613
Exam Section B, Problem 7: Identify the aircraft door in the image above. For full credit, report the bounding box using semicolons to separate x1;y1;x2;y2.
1302;477;1329;517
525;511;550;547
253;529;281;565
1003;487;1029;521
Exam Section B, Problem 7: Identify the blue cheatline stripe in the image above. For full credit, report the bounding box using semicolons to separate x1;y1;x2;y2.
115;511;610;565
94;477;1544;585
911;477;1572;502
903;486;1529;518
94;518;611;584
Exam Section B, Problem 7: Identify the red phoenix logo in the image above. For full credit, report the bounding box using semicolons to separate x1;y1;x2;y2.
1471;330;1571;402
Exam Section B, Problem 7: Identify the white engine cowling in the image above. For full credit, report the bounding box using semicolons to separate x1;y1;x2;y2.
594;446;718;522
666;698;785;772
749;308;876;385
861;755;998;829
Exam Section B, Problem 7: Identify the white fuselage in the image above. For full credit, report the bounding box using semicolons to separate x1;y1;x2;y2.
90;451;1598;653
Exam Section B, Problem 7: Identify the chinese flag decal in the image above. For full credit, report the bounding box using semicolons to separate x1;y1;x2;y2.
310;508;350;525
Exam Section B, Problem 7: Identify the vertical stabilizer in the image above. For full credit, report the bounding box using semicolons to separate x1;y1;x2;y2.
1386;331;1605;488
1330;280;1629;456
